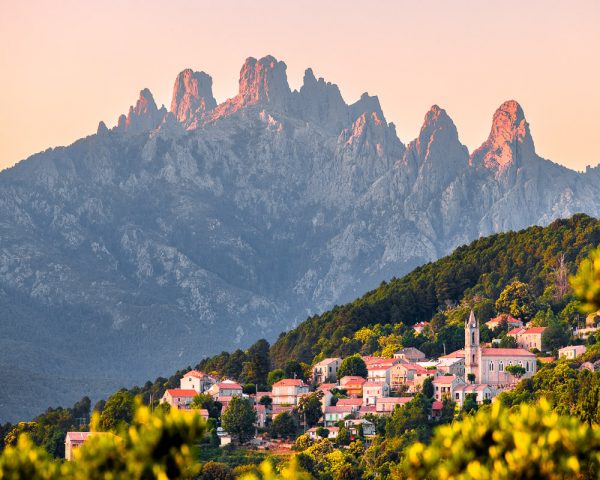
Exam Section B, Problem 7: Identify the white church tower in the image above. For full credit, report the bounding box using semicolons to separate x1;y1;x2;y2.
464;310;480;382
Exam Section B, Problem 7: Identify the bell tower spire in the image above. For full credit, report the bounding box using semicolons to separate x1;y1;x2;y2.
464;310;480;382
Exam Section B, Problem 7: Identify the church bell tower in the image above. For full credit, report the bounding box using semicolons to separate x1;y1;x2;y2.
464;310;480;382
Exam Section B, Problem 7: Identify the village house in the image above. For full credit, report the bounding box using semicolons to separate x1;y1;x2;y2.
324;405;357;426
433;357;465;377
508;327;546;351
393;347;426;363
272;379;310;405
558;345;587;359
362;381;390;405
317;383;337;408
413;321;430;334
336;398;363;409
339;376;366;397
485;314;524;331
344;418;376;437
160;389;198;410
375;397;412;413
65;432;114;461
453;384;495;408
307;426;339;440
390;362;433;391
312;358;342;384
65;432;92;461
432;375;465;401
366;357;400;383
430;400;444;420
208;380;243;398
255;404;269;428
179;370;216;393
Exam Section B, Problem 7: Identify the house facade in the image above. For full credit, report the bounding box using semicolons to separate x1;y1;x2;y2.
339;376;366;397
272;379;310;405
558;345;587;359
312;358;342;384
362;381;390;405
508;327;546;351
179;370;216;393
161;389;198;409
453;384;495;408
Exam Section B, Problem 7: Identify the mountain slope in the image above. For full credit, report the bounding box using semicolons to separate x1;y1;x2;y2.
1;55;599;421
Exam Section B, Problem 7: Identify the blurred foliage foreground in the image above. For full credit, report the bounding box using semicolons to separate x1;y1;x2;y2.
0;398;599;479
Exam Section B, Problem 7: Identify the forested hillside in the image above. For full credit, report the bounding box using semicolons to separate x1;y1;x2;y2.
269;214;600;366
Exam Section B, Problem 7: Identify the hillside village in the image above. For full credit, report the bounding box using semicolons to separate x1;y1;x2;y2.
64;310;593;459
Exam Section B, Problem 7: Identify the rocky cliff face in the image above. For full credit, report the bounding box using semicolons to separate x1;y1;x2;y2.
0;55;598;421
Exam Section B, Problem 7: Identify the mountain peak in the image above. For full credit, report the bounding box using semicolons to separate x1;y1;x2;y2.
238;55;291;106
471;99;535;171
208;55;291;121
170;69;217;128
116;88;166;134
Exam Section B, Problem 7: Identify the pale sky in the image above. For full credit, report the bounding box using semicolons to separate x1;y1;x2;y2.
1;0;599;171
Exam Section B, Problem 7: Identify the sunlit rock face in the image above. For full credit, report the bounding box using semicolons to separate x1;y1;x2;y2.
1;55;599;422
170;69;217;128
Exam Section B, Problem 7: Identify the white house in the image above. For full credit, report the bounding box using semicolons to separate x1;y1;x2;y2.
558;345;587;359
324;405;357;426
180;370;216;393
362;381;390;405
307;426;339;440
432;375;465;401
453;384;495;408
312;358;342;384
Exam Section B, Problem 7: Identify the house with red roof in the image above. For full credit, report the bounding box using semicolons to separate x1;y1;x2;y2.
271;378;309;405
485;314;523;330
412;321;430;334
508;327;546;351
339;376;366;397
375;396;412;413
336;398;364;408
366;357;401;384
179;370;216;393
432;375;465;401
324;405;358;426
160;389;198;410
363;381;390;405
65;432;114;460
207;380;243;398
430;400;444;420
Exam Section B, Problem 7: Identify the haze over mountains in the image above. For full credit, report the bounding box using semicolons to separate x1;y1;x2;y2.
1;55;599;421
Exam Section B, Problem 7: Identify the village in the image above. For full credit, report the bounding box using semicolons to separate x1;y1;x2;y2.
64;311;590;459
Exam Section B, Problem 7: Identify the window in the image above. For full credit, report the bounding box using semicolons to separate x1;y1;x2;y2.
499;361;504;372
472;354;476;364
455;392;460;400
472;332;475;344
489;361;494;371
526;361;529;372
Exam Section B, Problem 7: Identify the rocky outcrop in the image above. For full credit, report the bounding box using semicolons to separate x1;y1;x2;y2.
170;69;217;128
115;88;166;134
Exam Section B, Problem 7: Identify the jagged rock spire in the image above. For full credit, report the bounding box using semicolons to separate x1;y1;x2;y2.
170;69;217;127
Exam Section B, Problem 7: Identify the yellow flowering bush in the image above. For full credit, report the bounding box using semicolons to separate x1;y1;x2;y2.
401;399;600;479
